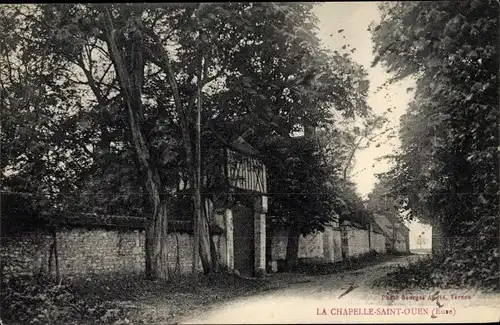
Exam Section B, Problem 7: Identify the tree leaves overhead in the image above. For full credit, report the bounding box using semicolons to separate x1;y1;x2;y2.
263;136;340;234
371;0;498;243
1;3;370;228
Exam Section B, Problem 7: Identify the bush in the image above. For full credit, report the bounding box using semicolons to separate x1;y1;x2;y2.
1;276;76;324
445;215;499;291
0;276;135;325
373;216;500;292
372;255;441;290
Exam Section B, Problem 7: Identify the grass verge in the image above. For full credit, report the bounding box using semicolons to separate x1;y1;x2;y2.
0;271;310;325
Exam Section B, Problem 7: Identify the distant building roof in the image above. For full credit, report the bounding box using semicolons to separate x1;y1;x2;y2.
372;213;406;242
399;223;410;232
367;216;385;234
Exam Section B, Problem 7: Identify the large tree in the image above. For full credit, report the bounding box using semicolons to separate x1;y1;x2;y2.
264;135;339;271
0;5;100;222
2;3;370;279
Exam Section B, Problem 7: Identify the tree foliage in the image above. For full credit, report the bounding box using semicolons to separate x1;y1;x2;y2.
372;0;498;232
264;136;339;234
366;175;400;218
371;0;499;289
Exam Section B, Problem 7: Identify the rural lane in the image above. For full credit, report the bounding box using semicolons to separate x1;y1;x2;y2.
177;255;500;324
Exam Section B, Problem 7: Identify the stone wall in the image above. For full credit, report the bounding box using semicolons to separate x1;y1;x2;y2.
1;229;144;279
1;231;54;279
165;232;205;274
269;223;387;270
267;221;398;273
0;227;225;279
345;225;370;257
394;239;407;253
318;226;343;262
270;229;326;261
269;225;346;267
322;226;341;262
298;231;324;259
370;231;386;254
56;228;145;275
270;228;288;261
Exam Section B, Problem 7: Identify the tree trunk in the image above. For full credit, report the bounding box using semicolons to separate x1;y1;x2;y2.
192;187;200;278
285;224;301;272
194;188;213;274
102;10;170;280
209;234;220;273
204;197;221;272
431;220;446;257
145;197;169;279
391;211;396;252
145;26;215;277
52;230;60;282
343;137;364;180
194;50;213;275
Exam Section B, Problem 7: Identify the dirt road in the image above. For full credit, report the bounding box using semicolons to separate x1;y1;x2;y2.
178;255;500;324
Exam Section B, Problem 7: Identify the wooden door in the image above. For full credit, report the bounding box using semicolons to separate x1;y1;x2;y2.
232;203;254;276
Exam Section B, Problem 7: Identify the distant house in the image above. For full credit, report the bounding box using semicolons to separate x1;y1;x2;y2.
372;213;409;253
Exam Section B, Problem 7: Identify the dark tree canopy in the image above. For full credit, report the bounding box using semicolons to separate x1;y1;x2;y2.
370;0;499;289
371;0;498;233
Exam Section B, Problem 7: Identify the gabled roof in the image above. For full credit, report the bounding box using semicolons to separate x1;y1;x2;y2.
372;213;406;242
394;228;408;241
385;212;407;227
372;213;391;238
368;216;386;235
399;223;410;233
231;136;260;156
205;121;262;158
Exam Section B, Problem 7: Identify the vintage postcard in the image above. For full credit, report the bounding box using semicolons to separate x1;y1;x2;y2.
1;1;498;324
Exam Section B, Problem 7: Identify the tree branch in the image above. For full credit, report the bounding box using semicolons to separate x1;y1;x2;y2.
93;43;112;60
97;63;113;85
76;56;107;108
141;26;193;164
4;53;16;85
202;56;228;87
343;136;364;180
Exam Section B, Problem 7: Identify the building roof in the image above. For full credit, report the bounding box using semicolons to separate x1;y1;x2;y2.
399;223;410;233
231;136;261;156
205;123;262;158
372;213;406;242
368;216;386;234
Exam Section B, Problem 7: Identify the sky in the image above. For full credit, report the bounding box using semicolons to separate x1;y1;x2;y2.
313;2;432;249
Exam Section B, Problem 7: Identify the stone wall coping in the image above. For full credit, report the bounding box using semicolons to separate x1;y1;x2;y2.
56;214;224;235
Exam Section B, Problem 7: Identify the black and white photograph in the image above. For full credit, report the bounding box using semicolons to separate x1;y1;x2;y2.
0;2;499;324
